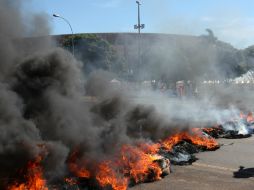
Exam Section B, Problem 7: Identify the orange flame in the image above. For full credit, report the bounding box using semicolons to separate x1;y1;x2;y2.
8;129;217;190
7;156;48;190
97;128;218;190
68;149;90;178
202;126;218;134
162;133;184;151
162;129;219;151
96;161;128;190
187;129;219;149
247;112;254;123
137;142;161;154
69;163;90;178
10;131;216;190
235;112;254;123
95;144;164;190
120;145;163;183
64;177;78;186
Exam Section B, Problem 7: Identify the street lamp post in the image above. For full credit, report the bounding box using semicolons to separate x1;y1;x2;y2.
53;14;75;56
134;1;145;79
134;1;145;34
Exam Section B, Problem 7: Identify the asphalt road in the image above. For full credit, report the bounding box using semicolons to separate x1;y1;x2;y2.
131;136;254;190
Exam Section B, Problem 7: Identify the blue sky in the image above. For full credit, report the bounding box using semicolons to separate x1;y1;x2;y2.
26;0;254;48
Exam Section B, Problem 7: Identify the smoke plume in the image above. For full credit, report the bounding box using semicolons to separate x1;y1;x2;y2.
0;1;181;187
1;0;254;189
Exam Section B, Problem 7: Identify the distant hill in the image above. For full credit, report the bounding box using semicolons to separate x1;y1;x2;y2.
22;33;254;81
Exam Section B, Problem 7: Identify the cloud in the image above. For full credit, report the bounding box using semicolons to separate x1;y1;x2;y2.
156;15;254;49
212;17;254;48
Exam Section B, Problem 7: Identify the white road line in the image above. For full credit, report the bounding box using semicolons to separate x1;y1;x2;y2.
192;163;236;172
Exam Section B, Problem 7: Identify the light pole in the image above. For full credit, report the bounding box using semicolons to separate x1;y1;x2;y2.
53;14;75;56
134;1;145;34
134;1;145;79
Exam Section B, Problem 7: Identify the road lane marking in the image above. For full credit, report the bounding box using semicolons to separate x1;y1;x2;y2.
192;163;236;172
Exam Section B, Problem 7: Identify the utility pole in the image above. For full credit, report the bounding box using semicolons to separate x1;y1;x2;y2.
134;1;145;79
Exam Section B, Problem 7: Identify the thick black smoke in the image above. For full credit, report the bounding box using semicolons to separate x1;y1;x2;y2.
2;0;253;188
0;0;91;185
0;1;182;187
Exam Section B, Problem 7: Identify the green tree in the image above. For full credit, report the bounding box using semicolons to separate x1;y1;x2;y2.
58;34;126;75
